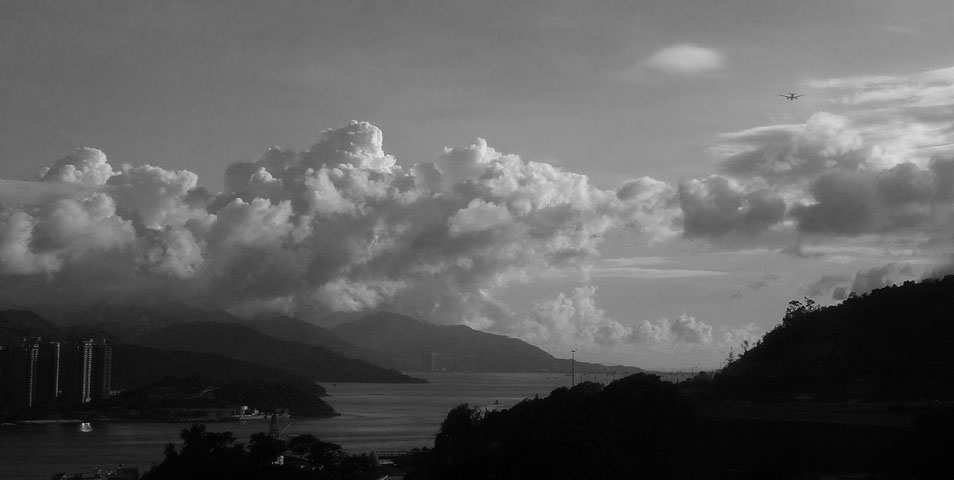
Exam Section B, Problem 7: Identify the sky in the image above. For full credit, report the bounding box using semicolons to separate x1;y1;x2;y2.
3;0;954;369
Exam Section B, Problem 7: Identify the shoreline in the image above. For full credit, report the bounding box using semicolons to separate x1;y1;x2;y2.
3;412;343;426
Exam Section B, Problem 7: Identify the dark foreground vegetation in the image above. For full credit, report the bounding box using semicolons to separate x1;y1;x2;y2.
141;424;393;480
716;274;954;401
401;379;954;479
408;375;690;479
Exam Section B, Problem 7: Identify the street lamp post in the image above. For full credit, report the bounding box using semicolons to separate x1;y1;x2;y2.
571;349;576;388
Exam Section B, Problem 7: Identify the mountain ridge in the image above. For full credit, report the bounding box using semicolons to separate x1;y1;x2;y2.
0;310;328;395
135;321;426;383
333;311;644;374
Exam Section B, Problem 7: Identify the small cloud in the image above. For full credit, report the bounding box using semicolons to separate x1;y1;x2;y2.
747;273;780;291
804;263;917;301
804;273;851;300
886;25;920;37
645;44;725;76
590;257;725;279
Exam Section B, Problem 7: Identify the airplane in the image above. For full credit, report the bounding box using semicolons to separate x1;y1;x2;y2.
780;93;803;101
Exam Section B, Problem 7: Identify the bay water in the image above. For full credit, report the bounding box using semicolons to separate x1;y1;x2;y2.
0;372;570;479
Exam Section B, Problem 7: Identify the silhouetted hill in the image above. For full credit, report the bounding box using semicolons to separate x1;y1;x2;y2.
55;304;408;371
0;310;327;394
0;310;63;344
110;377;336;418
333;311;644;374
110;345;328;395
410;374;691;479
135;321;426;383
244;316;403;370
59;302;245;342
717;275;954;400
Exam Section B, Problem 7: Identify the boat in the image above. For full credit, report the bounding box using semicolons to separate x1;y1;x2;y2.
230;413;266;421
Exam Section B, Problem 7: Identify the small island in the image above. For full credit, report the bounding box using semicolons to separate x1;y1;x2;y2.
3;376;336;424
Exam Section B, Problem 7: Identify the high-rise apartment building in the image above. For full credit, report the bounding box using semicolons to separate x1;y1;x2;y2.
92;341;112;400
0;337;112;412
0;338;41;411
37;341;62;407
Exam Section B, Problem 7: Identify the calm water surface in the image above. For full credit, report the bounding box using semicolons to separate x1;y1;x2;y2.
0;372;569;479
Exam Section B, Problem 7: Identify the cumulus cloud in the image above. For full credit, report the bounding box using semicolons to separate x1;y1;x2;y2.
40;148;114;186
0;179;95;206
789;158;954;235
518;285;631;346
706;64;954;244
615;177;679;242
632;314;713;344
645;44;725;76
678;175;786;237
0;120;684;346
717;112;867;185
509;284;750;354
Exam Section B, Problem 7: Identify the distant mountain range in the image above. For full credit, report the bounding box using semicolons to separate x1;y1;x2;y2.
0;311;327;395
47;303;421;382
3;305;644;386
39;303;646;374
135;321;424;383
244;315;403;370
333;311;644;374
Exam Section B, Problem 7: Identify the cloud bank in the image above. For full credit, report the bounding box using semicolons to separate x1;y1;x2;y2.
696;66;954;245
0;122;686;349
510;284;753;355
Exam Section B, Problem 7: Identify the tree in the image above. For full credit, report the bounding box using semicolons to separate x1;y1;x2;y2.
248;432;286;471
725;347;736;368
434;403;483;454
179;424;237;456
145;424;248;480
288;433;344;466
783;297;819;326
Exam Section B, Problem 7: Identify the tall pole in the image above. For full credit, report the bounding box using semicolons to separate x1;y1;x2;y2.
571;349;576;388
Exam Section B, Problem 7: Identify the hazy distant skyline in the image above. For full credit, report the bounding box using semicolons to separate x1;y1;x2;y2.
3;1;954;368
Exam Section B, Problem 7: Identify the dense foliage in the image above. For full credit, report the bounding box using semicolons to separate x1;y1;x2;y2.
716;275;954;400
142;424;381;480
408;374;691;480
